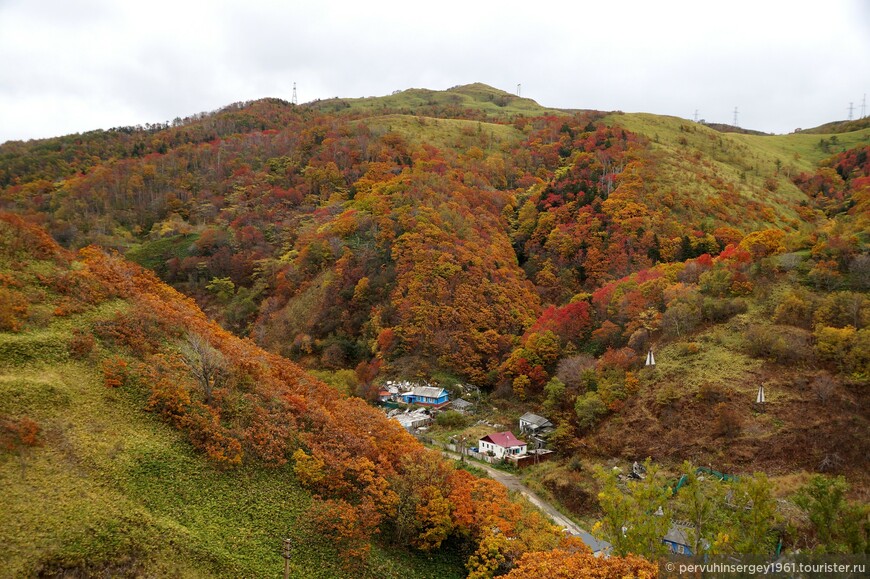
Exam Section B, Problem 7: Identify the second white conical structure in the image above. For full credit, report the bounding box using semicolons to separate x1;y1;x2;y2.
645;349;656;367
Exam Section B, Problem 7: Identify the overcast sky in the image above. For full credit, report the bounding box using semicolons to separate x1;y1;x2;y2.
1;0;868;143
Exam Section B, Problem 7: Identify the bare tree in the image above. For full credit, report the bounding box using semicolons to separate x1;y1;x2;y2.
811;374;836;404
180;332;226;405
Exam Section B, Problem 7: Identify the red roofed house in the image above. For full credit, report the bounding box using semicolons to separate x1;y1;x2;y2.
478;431;527;459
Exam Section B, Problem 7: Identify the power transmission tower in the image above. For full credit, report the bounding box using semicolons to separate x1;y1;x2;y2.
848;102;854;121
516;83;521;97
693;109;699;122
292;82;298;105
733;106;739;127
862;94;867;118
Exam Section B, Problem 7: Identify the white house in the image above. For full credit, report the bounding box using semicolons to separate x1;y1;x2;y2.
478;431;527;459
518;412;554;436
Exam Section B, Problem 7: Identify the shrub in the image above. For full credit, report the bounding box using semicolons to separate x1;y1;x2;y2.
745;324;813;364
0;287;28;332
674;342;701;357
102;356;129;388
698;382;728;405
814;325;856;371
773;291;815;328
435;410;469;429
702;297;747;323
712;403;741;439
0;415;42;453
68;329;95;359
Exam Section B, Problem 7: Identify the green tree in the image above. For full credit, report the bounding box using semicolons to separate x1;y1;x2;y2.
575;391;607;431
593;460;672;557
543;376;566;412
794;475;869;553
673;463;727;555
206;276;235;302
726;473;779;555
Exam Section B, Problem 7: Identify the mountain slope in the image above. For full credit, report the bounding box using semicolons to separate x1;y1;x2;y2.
1;213;660;577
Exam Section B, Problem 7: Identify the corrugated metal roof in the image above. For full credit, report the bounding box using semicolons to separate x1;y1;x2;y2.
412;386;447;398
519;412;553;428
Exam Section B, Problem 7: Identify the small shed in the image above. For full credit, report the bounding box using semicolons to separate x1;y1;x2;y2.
391;409;431;431
519;412;554;435
451;398;474;414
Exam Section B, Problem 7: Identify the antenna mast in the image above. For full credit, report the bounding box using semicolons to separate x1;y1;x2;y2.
292;82;298;105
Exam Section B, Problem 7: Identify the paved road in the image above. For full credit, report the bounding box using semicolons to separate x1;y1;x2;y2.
440;450;611;554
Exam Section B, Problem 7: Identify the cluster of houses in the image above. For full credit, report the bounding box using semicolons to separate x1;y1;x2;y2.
380;379;722;557
381;380;559;468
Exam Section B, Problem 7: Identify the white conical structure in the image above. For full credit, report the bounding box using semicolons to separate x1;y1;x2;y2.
756;385;765;404
645;349;656;366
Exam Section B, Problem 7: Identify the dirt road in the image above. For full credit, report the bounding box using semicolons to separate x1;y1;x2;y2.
440;450;611;554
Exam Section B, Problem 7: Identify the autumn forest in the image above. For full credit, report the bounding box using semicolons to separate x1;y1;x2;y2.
0;83;867;577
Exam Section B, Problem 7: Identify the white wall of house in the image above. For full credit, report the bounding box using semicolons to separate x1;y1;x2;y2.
479;440;527;459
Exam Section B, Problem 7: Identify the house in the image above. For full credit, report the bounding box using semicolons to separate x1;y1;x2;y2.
518;412;553;436
479;431;527;459
399;386;449;406
662;523;707;556
451;398;474;414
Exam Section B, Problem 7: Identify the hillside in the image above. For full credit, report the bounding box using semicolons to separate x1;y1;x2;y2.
0;213;458;577
307;83;566;119
0;213;661;577
0;82;867;564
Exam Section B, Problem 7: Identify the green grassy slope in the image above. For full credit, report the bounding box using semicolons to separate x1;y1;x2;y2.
731;127;870;170
359;113;524;149
602;112;846;232
311;82;566;119
0;323;463;579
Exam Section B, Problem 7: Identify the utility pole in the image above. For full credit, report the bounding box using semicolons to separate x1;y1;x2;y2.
292;82;298;105
848;102;854;121
282;538;292;579
733;106;739;127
